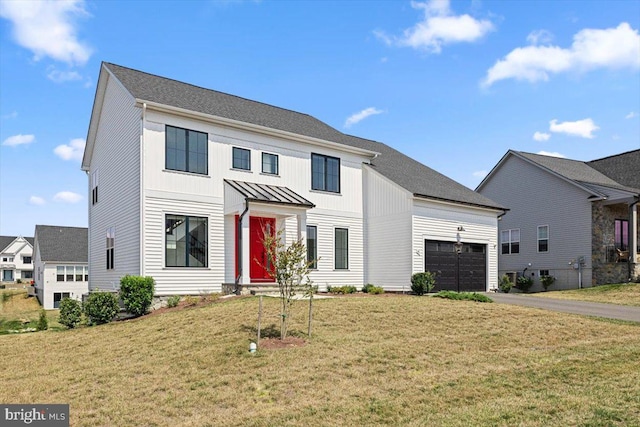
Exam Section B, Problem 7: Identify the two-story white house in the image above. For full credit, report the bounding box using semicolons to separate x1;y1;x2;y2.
82;62;505;295
0;235;34;284
32;225;89;309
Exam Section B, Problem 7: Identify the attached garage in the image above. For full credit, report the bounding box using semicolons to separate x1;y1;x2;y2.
424;240;486;292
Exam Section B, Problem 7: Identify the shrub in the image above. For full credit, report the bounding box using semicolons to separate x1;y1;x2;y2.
327;285;357;294
499;275;513;293
433;291;493;303
120;275;155;317
184;295;199;306
166;295;181;308
84;292;119;325
362;283;384;294
516;276;534;293
36;310;48;331
59;297;82;329
17;279;22;284
540;275;555;291
411;272;436;296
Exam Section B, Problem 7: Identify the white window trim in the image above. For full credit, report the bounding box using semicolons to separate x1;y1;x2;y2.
501;228;520;255
537;225;549;253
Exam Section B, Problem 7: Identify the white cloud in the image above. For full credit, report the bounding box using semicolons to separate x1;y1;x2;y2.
483;22;640;87
626;112;637;119
374;0;494;53
54;138;85;161
47;67;82;83
526;29;554;45
537;151;566;158
344;107;384;128
549;118;599;139
1;111;18;120
533;131;551;141
0;0;92;65
2;134;35;147
472;170;487;178
29;196;45;206
53;191;82;203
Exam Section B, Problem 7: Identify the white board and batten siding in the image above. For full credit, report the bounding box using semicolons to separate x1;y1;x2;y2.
478;154;593;289
412;199;499;291
363;165;413;291
88;72;141;291
139;109;368;293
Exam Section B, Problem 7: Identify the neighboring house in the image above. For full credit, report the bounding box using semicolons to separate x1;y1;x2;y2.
0;235;34;283
477;150;640;290
33;225;88;309
81;62;505;295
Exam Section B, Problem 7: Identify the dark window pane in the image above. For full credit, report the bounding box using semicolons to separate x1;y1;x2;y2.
307;226;317;269
233;147;250;170
166;126;207;174
538;240;548;252
262;153;278;174
335;228;348;269
501;243;509;255
57;266;64;282
326;157;340;192
166;215;207;267
511;243;519;254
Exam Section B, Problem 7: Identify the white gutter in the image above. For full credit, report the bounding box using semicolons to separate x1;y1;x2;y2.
136;100;380;159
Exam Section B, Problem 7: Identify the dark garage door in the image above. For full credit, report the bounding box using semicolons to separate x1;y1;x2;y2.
424;240;486;292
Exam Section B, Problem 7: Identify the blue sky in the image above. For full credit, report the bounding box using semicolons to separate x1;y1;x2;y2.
1;0;639;237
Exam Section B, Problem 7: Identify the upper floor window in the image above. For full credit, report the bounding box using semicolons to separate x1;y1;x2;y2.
22;256;32;264
2;257;13;262
335;228;349;269
166;215;208;267
106;226;115;270
311;153;340;193
91;170;99;205
501;229;520;255
306;225;317;269
537;225;549;253
166;125;208;175
262;152;279;175
615;219;629;251
233;147;251;170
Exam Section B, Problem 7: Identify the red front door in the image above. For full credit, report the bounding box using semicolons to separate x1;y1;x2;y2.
249;217;276;282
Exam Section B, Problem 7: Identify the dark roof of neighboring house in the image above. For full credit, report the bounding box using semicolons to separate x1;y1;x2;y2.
0;236;34;253
515;151;640;194
34;226;88;263
588;149;640;190
102;62;505;211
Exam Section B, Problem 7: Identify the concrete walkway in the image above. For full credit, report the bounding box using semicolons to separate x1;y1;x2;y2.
486;293;640;322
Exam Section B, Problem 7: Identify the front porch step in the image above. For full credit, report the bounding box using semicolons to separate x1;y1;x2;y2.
222;283;281;296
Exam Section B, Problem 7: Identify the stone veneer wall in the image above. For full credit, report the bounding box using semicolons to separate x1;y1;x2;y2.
591;202;635;285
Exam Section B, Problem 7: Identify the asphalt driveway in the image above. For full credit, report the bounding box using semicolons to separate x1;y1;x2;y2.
486;292;640;322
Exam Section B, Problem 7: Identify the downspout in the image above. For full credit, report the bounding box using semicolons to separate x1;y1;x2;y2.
85;170;91;292
235;199;250;294
139;103;146;277
628;196;639;281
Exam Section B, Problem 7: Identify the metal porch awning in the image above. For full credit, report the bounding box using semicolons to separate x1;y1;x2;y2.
224;179;315;208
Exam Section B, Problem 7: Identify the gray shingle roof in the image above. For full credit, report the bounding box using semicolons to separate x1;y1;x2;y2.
34;225;88;263
103;62;505;211
588;149;640;190
0;236;33;253
517;151;640;194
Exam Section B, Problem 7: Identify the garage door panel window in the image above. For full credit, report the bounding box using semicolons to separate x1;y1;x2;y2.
501;229;520;254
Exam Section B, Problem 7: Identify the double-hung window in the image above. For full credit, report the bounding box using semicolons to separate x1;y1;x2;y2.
307;225;317;269
537;225;549;252
166;215;208;267
501;229;520;254
166;125;208;175
233;147;251;170
335;228;349;269
311;153;340;193
106;227;115;270
262;153;278;175
615;219;629;251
